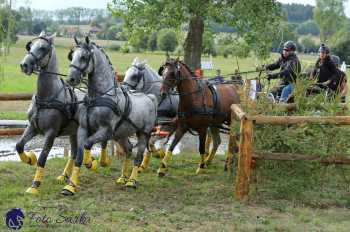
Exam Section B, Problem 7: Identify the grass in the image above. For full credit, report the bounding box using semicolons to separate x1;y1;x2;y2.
1;154;350;231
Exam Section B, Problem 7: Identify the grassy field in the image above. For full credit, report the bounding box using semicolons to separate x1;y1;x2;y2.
1;154;350;231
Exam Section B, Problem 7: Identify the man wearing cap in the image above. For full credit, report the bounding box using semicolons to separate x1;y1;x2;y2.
265;41;301;102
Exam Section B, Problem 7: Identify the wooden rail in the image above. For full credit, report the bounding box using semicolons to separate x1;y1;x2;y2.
0;93;33;101
229;104;350;201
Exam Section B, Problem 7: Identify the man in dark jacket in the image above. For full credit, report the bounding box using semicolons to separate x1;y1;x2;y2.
265;41;301;102
329;55;347;102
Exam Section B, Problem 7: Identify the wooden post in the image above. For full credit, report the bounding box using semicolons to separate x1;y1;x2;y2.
235;119;253;201
64;147;69;157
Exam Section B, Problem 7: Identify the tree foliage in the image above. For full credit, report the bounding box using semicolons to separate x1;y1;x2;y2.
282;3;314;23
296;20;320;36
157;29;178;54
109;0;282;69
314;0;346;42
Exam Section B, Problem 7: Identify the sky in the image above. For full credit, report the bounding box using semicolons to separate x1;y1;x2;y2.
12;0;350;17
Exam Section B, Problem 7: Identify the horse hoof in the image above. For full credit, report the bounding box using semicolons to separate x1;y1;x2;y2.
86;159;98;172
56;175;68;184
27;151;37;166
25;187;39;195
115;176;128;185
61;185;75;196
99;157;111;167
157;168;167;177
125;179;138;188
196;167;206;175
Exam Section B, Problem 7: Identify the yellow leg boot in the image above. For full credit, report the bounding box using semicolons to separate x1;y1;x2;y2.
116;159;130;185
139;152;151;173
205;134;212;157
19;151;37;166
57;159;74;184
125;166;139;188
83;149;97;171
196;155;207;175
26;167;44;195
157;151;172;177
99;148;111;167
204;149;217;166
155;149;166;159
62;167;80;196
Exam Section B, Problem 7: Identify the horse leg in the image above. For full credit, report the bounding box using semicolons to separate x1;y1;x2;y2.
126;133;148;188
62;127;87;196
16;123;38;166
139;135;157;172
26;129;57;195
116;138;133;185
205;127;221;166
99;140;111;167
157;126;187;177
205;128;212;158
196;128;208;174
57;134;76;184
83;128;112;172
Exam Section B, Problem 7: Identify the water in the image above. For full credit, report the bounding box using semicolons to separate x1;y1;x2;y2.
0;134;229;162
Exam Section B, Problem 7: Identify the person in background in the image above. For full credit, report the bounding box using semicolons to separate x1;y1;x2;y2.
265;40;301;102
329;55;347;102
310;44;337;91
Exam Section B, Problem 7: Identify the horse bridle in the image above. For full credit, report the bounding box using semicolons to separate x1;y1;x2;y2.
68;44;95;82
26;37;53;70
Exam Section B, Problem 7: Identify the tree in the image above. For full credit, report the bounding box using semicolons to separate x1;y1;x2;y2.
157;29;178;55
202;29;216;56
148;32;158;51
271;22;298;52
296;20;320;36
314;0;346;42
109;0;282;70
300;35;317;53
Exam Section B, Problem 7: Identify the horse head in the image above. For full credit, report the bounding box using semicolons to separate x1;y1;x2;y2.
67;36;95;86
20;31;56;75
123;57;147;90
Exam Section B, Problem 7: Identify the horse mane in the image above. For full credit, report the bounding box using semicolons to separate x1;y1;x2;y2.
166;58;195;76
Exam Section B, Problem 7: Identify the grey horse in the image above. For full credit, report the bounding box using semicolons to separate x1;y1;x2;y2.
123;58;223;173
63;37;157;195
18;32;110;195
123;58;179;171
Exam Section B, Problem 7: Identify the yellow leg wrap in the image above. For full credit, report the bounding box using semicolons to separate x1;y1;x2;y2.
116;159;130;185
139;152;151;172
83;149;92;165
99;148;111;167
83;149;97;171
155;149;166;159
205;134;212;155
26;167;44;195
157;151;172;177
196;155;207;175
19;151;37;166
57;159;74;183
125;167;139;188
205;149;217;165
62;167;80;195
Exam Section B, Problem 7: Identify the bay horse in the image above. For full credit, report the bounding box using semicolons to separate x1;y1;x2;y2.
157;58;240;176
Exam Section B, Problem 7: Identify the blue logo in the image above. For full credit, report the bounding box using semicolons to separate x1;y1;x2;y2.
4;208;25;230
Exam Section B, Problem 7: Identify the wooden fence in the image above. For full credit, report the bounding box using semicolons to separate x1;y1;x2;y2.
228;104;350;201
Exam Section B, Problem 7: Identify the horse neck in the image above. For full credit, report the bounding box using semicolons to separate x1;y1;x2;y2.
36;48;62;99
88;47;116;97
143;68;162;102
177;68;200;104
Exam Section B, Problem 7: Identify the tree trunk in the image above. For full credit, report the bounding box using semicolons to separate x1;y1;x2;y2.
184;16;204;71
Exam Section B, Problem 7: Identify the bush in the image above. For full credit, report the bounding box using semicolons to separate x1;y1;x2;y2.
108;44;121;51
121;43;130;53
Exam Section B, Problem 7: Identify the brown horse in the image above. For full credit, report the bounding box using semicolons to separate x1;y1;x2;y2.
157;58;240;176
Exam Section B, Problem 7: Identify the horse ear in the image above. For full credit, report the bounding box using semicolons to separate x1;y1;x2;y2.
25;41;32;52
74;36;79;45
39;31;46;37
48;33;56;43
68;49;73;61
158;66;164;76
85;36;90;44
